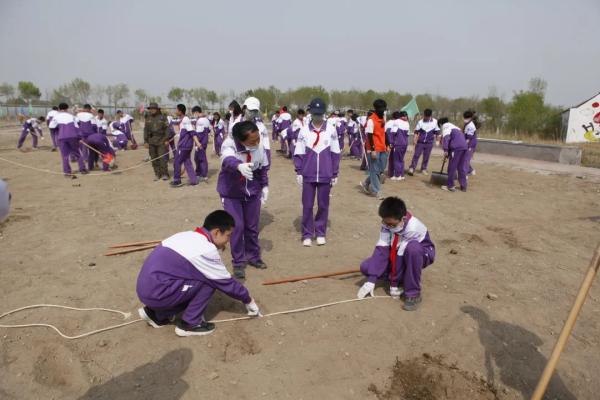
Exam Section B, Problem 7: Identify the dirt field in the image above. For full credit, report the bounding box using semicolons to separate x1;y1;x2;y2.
1;126;599;400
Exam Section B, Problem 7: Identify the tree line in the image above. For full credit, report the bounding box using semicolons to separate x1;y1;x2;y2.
0;77;563;139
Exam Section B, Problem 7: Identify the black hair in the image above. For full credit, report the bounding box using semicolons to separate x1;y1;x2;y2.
424;109;432;117
392;111;401;119
98;109;104;114
463;110;481;128
437;117;449;127
378;197;407;220
399;111;408;119
176;104;186;114
59;103;68;110
52;106;58;111
347;109;354;114
373;99;387;110
192;105;202;113
297;108;305;116
203;210;236;232
37;116;45;122
232;120;259;142
213;111;221;120
281;106;288;112
224;111;231;120
116;110;122;114
366;110;373;117
83;104;91;110
229;100;242;117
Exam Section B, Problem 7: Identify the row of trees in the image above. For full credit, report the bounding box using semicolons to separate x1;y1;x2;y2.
0;77;563;139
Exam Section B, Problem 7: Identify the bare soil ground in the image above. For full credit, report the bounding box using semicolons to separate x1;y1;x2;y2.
0;126;599;400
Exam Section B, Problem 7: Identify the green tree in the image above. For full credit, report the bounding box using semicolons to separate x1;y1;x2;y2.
18;81;41;102
480;96;505;132
106;83;129;110
0;83;15;101
188;87;208;107
168;87;185;104
507;91;547;135
134;89;148;104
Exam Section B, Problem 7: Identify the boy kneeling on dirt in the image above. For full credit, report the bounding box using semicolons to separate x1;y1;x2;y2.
136;210;260;336
357;197;435;311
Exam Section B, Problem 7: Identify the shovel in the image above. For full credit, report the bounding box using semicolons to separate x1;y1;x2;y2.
430;155;448;186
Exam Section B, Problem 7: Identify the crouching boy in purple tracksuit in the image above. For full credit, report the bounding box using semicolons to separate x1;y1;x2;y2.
358;197;435;311
137;210;261;337
217;121;270;279
439;117;468;192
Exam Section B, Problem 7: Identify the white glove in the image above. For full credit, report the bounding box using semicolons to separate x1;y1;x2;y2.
245;299;261;317
296;175;303;185
237;162;254;180
331;177;338;186
261;187;269;206
390;286;403;299
357;282;375;299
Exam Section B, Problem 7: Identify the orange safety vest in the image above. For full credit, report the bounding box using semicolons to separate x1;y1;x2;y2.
366;113;386;152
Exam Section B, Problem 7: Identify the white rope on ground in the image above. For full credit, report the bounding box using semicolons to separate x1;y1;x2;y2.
0;149;171;177
0;296;392;340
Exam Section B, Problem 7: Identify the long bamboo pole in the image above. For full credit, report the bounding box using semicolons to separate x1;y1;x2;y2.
104;243;157;256
262;269;361;286
109;240;161;249
531;242;600;400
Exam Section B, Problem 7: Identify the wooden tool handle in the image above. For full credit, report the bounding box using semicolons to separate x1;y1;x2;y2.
104;243;158;256
262;269;361;286
531;242;600;400
109;240;161;249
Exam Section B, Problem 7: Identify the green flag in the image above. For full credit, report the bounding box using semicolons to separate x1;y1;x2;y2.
28;102;33;116
401;97;419;120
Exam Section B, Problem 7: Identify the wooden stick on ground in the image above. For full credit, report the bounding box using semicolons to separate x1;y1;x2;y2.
531;242;600;400
104;243;158;256
80;140;104;156
262;269;361;286
109;240;161;249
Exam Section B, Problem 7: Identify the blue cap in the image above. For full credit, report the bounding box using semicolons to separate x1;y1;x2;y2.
308;98;326;115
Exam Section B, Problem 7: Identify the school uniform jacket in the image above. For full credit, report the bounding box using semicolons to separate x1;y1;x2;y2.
217;137;269;199
293;121;341;183
441;123;467;152
464;121;477;149
414;118;440;144
48;112;80;140
76;112;96;138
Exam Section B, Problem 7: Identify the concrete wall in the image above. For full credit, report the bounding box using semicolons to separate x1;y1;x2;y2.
476;139;582;165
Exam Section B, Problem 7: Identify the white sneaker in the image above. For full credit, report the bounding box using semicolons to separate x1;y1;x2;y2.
302;238;312;247
389;286;404;299
471;169;476;176
421;170;429;176
397;176;405;181
316;237;326;246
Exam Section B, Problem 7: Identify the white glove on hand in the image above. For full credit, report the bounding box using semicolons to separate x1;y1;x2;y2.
261;187;269;206
245;299;261;317
296;175;303;186
357;282;375;299
389;286;403;299
237;162;254;180
331;177;338;186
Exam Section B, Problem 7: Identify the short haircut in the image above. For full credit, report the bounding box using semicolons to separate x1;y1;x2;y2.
192;105;202;113
373;99;387;110
347;109;354;114
378;197;407;220
463;110;474;119
83;104;91;110
399;111;408;118
232;120;258;142
281;106;288;112
59;103;68;110
424;109;432;117
176;104;186;114
437;117;449;127
37;116;45;121
203;210;236;232
297;108;305;116
97;109;104;114
392;111;401;119
116;110;122;114
52;106;58;111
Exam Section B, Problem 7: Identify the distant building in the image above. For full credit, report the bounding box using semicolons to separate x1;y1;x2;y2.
561;92;600;143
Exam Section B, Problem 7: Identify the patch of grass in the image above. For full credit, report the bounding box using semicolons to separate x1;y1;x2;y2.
580;143;600;168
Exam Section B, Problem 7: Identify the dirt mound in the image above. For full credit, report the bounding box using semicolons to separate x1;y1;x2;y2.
368;353;499;400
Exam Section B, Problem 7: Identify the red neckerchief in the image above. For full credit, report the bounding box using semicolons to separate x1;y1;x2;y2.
194;227;212;243
388;212;412;281
312;129;322;147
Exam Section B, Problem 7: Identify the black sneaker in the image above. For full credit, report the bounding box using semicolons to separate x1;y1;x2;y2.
138;306;171;328
248;260;267;269
402;295;422;311
175;320;215;337
170;181;183;188
233;267;246;279
79;170;89;175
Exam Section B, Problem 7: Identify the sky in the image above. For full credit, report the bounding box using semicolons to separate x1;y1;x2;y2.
1;0;599;107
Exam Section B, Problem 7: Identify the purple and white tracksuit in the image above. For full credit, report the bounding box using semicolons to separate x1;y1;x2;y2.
46;110;58;149
213;119;225;156
110;121;128;150
194;117;210;179
255;119;271;166
387;118;409;178
360;213;435;297
94;117;108;135
85;133;115;171
410;118;440;172
76;112;96;160
294;122;341;240
136;228;251;326
174;116;198;185
17;118;43;149
277;112;292;154
48;112;87;174
271;114;279;141
464;121;477;174
120;114;137;145
336;117;347;151
217;138;269;268
358;116;368;170
441;122;468;190
347;119;362;159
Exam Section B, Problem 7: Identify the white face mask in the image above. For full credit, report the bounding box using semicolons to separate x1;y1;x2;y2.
312;114;324;123
245;145;258;151
464;119;470;124
383;221;404;233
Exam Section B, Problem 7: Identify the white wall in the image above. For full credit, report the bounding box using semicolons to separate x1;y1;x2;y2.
565;93;600;143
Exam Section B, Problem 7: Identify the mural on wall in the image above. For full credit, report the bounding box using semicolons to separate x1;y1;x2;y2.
566;95;600;143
